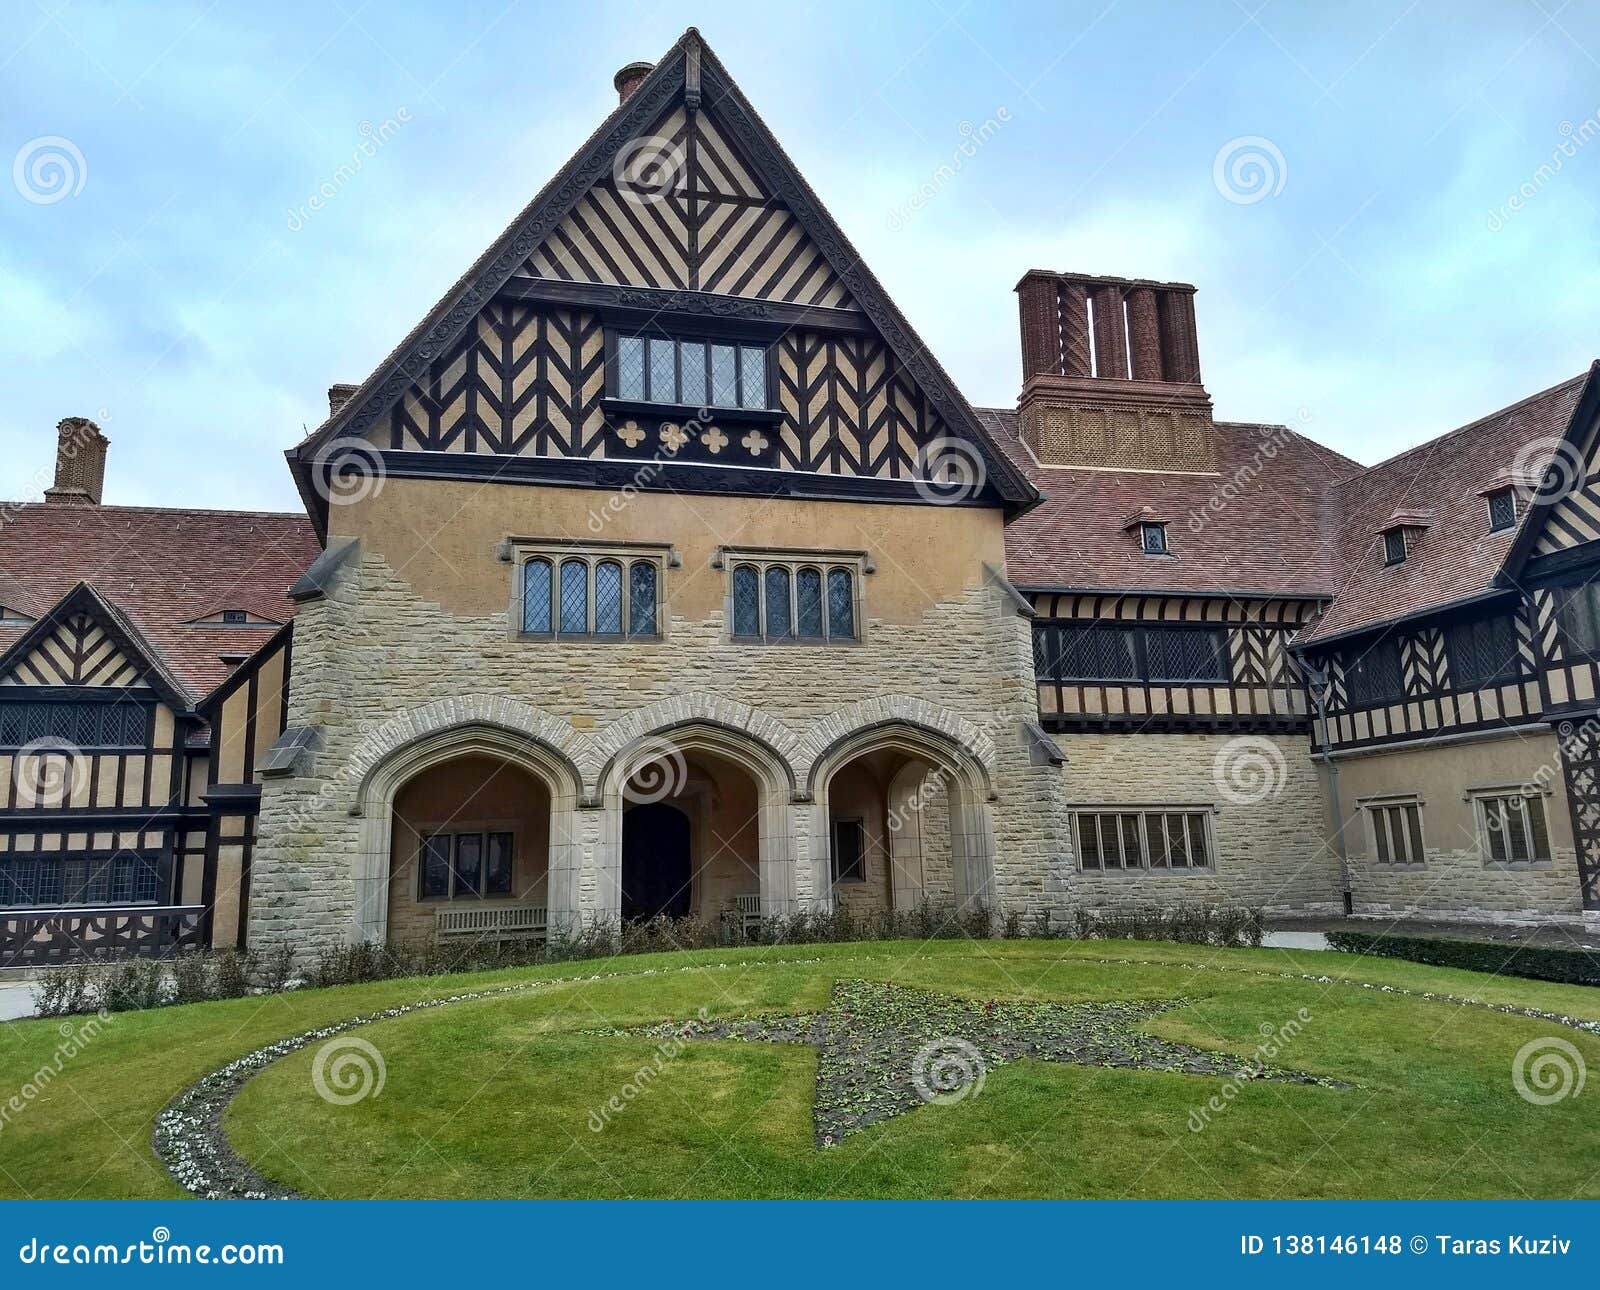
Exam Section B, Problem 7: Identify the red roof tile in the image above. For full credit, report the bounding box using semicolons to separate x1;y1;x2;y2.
987;408;1361;598
1296;373;1587;645
0;504;322;704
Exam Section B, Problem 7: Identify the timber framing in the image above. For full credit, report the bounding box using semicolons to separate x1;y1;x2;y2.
287;28;1036;536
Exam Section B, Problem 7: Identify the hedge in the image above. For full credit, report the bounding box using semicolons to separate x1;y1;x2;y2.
1325;930;1600;987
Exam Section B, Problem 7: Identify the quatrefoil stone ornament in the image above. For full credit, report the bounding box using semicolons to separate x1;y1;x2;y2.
659;423;688;453
741;429;769;456
702;426;728;454
617;420;645;449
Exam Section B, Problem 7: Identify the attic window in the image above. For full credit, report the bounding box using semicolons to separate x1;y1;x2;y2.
1140;522;1170;556
612;333;772;411
221;609;247;624
1486;488;1517;533
0;607;33;626
1382;530;1407;565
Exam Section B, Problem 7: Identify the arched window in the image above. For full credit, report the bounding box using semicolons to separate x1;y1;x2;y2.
559;559;588;634
795;567;823;638
827;568;855;640
732;565;761;638
629;561;657;637
763;567;792;639
594;561;624;634
522;559;553;633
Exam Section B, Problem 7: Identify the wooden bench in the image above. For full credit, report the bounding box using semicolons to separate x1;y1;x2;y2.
726;893;762;937
434;905;548;944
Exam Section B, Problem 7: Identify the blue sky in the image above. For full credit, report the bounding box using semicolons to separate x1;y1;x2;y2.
3;0;1598;511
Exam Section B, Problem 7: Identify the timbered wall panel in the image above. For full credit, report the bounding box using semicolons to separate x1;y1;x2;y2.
0;698;186;814
371;307;952;481
1030;594;1320;731
0;613;143;688
1312;601;1543;750
1531;415;1600;555
521;104;852;309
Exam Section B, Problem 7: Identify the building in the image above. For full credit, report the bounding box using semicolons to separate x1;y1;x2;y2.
3;29;1596;967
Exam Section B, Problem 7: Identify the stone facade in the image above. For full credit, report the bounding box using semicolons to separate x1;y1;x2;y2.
247;483;1074;957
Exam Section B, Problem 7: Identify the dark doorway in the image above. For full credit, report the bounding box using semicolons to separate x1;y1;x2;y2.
621;802;692;921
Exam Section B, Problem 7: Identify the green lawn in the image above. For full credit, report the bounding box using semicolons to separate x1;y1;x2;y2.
3;940;1598;1199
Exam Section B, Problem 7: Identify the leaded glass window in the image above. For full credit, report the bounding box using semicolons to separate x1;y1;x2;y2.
764;567;792;639
680;344;708;408
617;336;645;400
826;568;854;639
648;338;676;402
0;851;163;908
711;344;738;407
1557;582;1600;655
796;568;823;638
629;562;657;637
0;701;150;748
739;346;766;409
1345;637;1404;707
1056;626;1138;681
594;561;624;635
1487;488;1517;532
1144;627;1227;682
732;565;761;638
1444;613;1518;689
522;559;553;633
560;560;588;634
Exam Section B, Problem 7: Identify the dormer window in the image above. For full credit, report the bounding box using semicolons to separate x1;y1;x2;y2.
1140;522;1169;556
1382;529;1407;565
613;333;772;411
221;609;247;624
1486;488;1517;533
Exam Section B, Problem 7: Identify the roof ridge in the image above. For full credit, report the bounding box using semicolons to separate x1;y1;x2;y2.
2;502;311;521
1332;370;1589;485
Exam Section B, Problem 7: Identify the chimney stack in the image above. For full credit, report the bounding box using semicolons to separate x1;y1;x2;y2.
43;417;109;506
613;61;654;105
328;384;360;417
1014;270;1216;474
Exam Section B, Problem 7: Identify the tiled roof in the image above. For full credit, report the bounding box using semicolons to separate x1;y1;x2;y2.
0;504;322;705
985;408;1362;597
1296;372;1588;645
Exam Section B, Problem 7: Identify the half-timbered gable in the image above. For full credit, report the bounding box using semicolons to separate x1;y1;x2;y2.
0;423;320;965
291;30;1030;535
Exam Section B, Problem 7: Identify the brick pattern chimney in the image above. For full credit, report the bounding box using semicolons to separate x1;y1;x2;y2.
43;417;110;506
1014;270;1217;474
613;61;654;105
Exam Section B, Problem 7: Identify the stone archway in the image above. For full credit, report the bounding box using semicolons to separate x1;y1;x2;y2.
804;716;997;918
349;711;585;944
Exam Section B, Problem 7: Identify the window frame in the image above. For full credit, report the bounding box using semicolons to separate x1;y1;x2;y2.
1469;788;1553;867
1072;807;1216;873
1359;795;1426;867
1486;488;1518;533
0;697;154;750
830;816;867;885
719;547;867;646
1139;522;1170;556
508;540;670;643
1382;529;1407;565
1443;612;1521;690
1033;620;1230;685
0;848;168;909
1342;635;1405;708
1554;580;1600;659
605;327;780;417
416;827;518;901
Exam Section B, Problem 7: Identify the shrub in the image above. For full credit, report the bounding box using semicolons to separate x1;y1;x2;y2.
1325;930;1600;986
31;963;96;1017
97;959;167;1012
1070;904;1266;949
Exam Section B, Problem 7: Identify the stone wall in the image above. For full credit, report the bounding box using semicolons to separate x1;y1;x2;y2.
248;482;1070;957
1055;730;1342;915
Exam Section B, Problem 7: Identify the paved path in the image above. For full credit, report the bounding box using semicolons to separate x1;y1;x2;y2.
0;982;39;1021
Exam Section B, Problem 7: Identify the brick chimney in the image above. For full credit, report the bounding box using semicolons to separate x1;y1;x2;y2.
43;417;110;506
1014;270;1216;473
328;384;360;417
613;61;654;105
